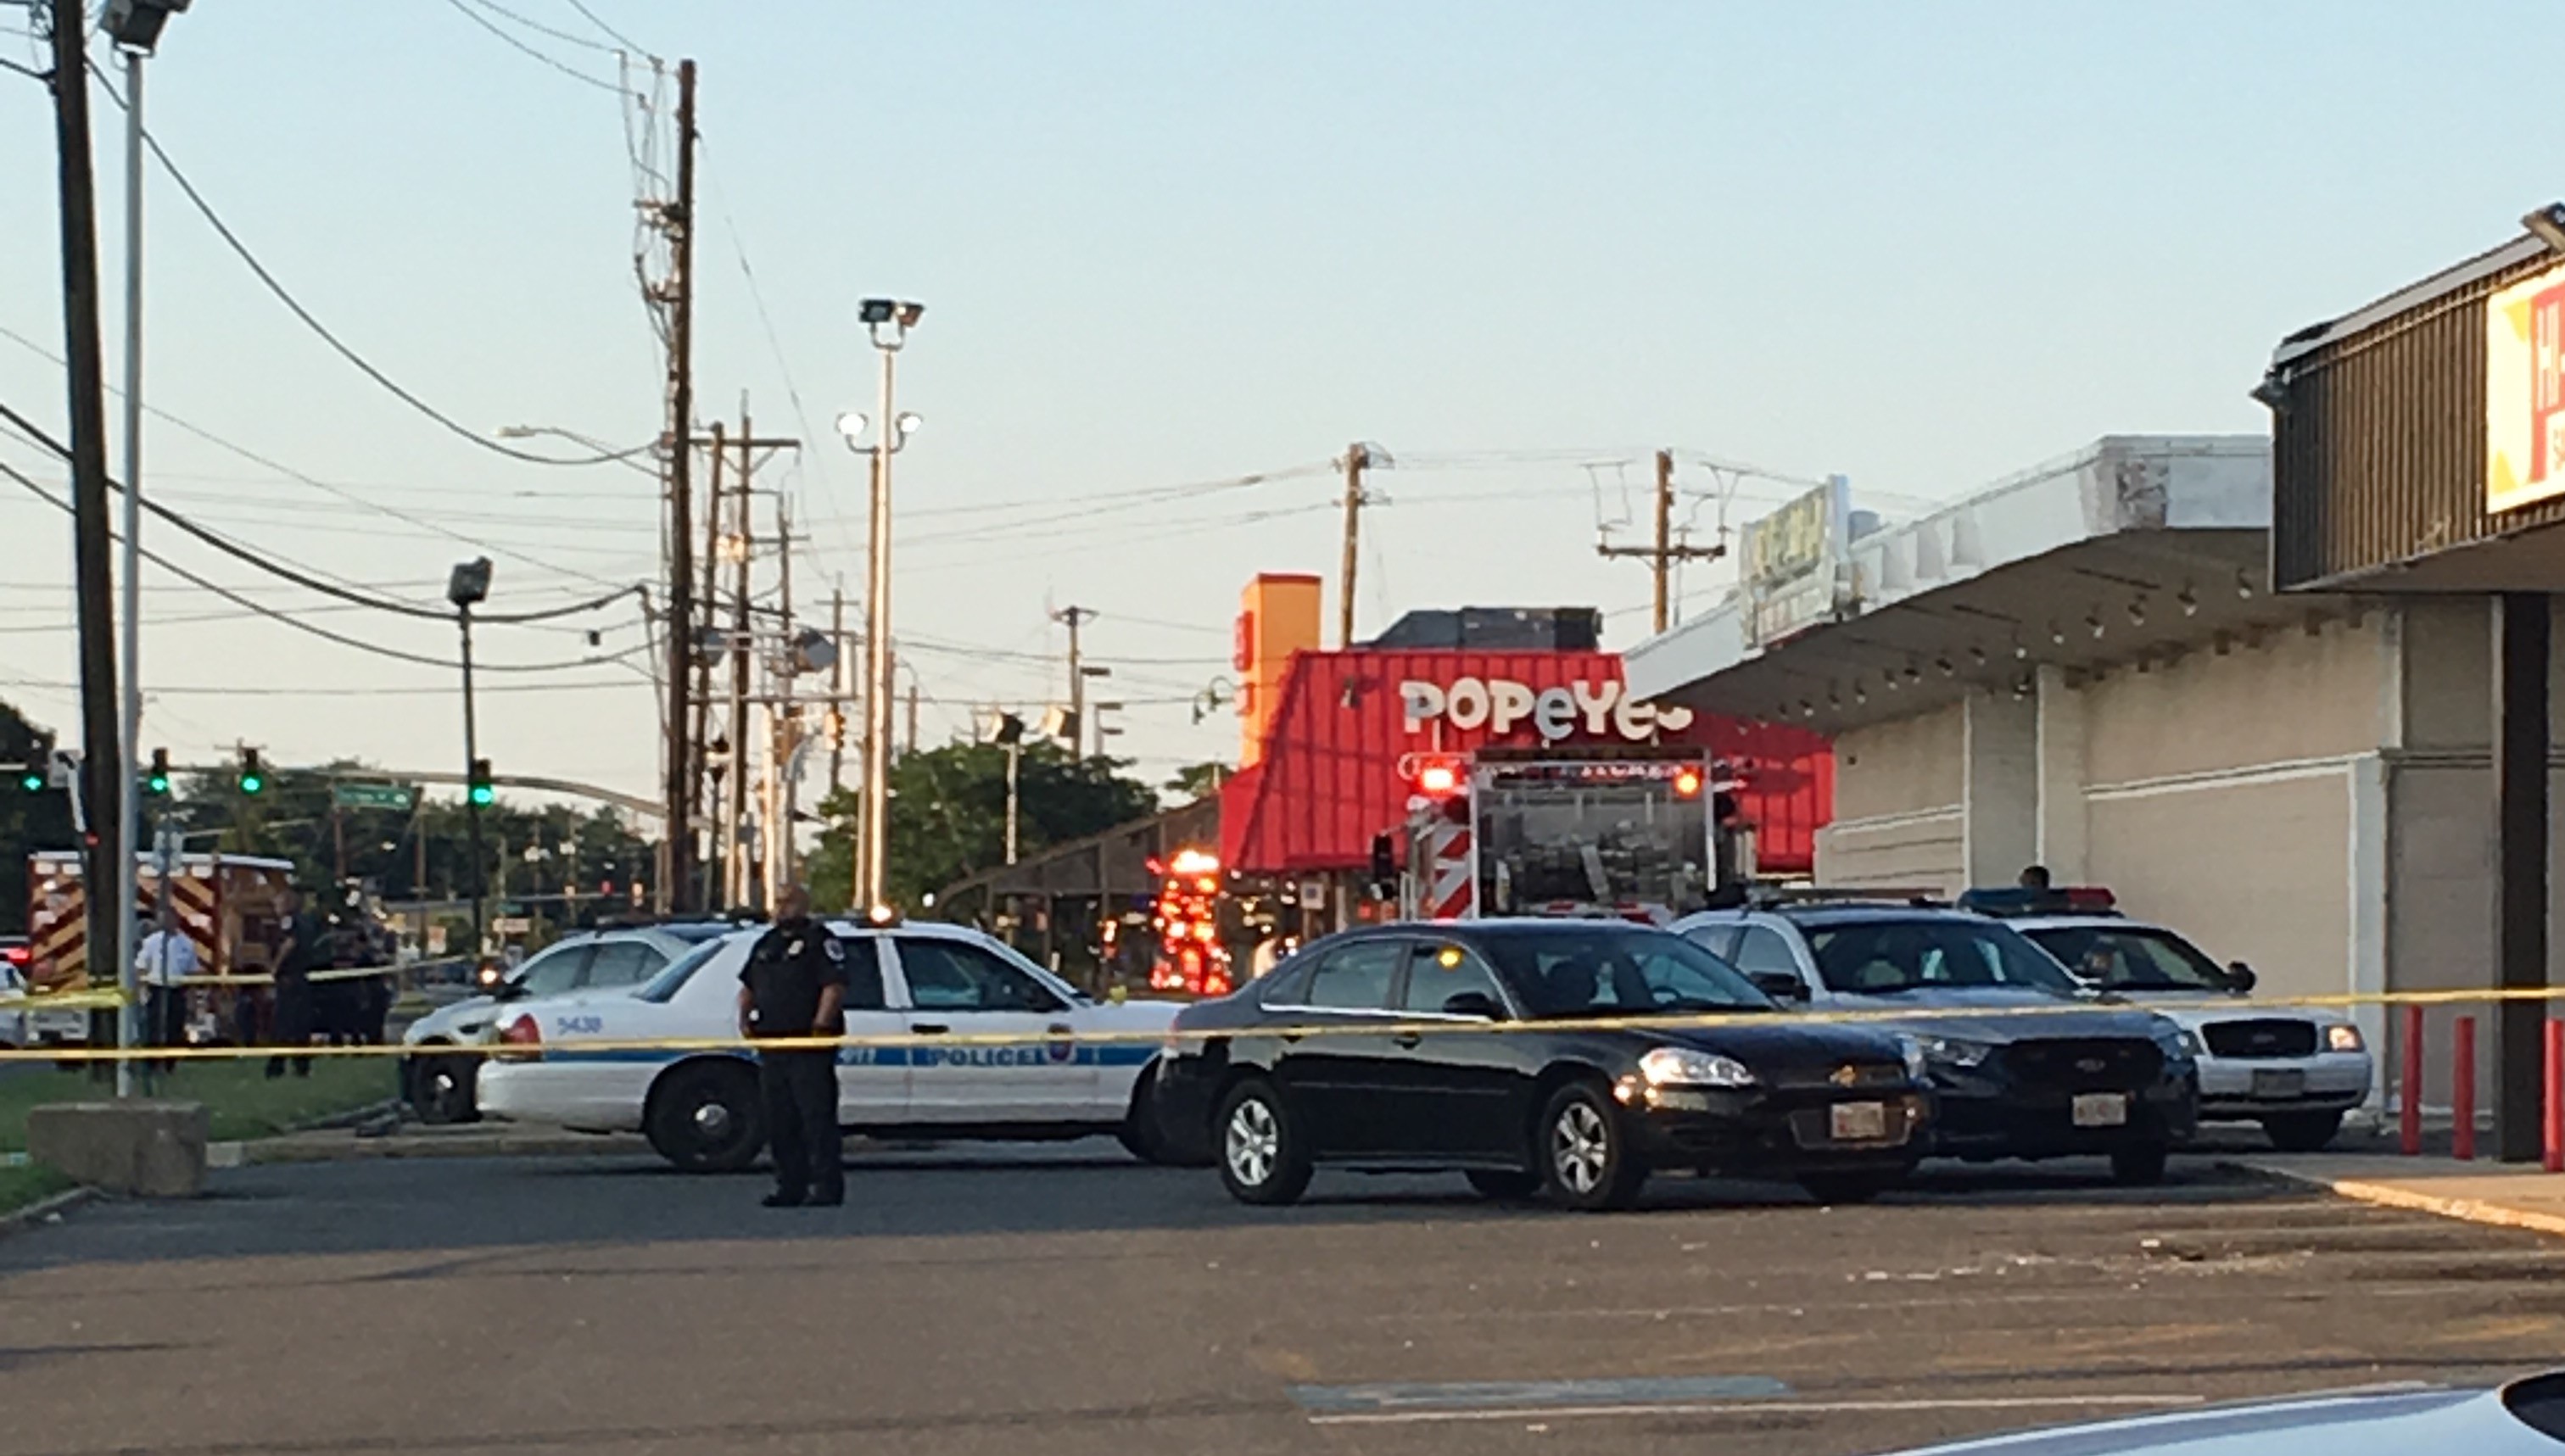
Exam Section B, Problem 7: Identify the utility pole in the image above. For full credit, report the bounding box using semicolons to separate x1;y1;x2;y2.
48;0;126;1052
906;678;919;757
724;418;755;912
1338;443;1370;648
1598;449;1725;634
1053;605;1097;754
772;494;796;909
690;418;724;905
828;587;847;795
658;58;700;915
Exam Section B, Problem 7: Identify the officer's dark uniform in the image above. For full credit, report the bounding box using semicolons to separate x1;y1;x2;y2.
740;917;848;1206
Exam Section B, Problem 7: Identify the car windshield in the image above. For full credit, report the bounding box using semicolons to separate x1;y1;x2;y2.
1478;928;1773;1018
634;940;728;1004
2021;924;2231;990
1803;918;2082;996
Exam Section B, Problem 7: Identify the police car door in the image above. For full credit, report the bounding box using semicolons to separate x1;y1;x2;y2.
830;934;908;1125
887;935;1092;1124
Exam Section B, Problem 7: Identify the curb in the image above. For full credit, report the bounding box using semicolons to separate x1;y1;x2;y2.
223;1132;649;1166
2220;1157;2565;1240
0;1185;95;1238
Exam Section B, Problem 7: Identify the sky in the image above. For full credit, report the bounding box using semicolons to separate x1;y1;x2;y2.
1;0;2559;823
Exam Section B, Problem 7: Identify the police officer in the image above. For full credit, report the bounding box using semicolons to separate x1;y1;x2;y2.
736;883;847;1208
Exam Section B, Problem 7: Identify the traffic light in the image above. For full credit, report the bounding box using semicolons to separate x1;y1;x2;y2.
16;765;41;794
467;758;495;807
145;748;170;797
237;748;264;795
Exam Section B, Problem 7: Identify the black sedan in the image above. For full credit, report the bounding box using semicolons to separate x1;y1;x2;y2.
1153;920;1931;1211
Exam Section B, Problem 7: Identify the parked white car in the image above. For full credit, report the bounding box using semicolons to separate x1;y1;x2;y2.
477;921;1189;1172
2005;911;2372;1151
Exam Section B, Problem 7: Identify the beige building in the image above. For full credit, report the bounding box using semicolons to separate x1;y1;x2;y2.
1627;436;2562;1106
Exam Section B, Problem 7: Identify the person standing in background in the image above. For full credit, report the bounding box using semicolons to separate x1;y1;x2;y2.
265;888;321;1079
133;912;198;1073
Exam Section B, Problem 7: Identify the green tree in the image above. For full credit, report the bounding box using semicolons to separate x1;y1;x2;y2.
1163;761;1232;801
170;761;654;934
806;742;1160;912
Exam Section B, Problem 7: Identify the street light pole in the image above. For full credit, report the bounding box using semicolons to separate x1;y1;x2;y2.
841;299;922;913
449;560;492;955
112;47;145;1100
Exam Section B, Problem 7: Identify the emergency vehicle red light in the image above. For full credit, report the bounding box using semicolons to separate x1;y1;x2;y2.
1417;762;1460;795
1673;767;1704;798
3;946;27;964
2062;887;2116;911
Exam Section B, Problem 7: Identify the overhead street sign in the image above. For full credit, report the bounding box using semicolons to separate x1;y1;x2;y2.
332;784;417;812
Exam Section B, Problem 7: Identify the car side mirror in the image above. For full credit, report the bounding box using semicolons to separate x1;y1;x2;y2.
1748;970;1809;1003
1441;990;1504;1020
2226;961;2257;994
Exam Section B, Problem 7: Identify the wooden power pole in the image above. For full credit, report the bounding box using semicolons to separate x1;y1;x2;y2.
659;58;700;914
1337;443;1370;648
47;0;125;1007
1599;449;1725;633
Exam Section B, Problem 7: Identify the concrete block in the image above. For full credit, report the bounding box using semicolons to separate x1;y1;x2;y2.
25;1100;210;1198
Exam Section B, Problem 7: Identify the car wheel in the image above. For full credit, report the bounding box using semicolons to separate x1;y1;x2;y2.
1539;1082;1648;1212
407;1051;480;1125
1466;1169;1541;1201
1797;1168;1904;1205
2260;1110;2344;1153
1115;1064;1188;1166
2109;1141;2171;1186
646;1061;765;1173
1215;1079;1310;1206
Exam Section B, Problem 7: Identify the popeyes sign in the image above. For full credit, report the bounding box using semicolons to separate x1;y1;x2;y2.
1400;677;1694;744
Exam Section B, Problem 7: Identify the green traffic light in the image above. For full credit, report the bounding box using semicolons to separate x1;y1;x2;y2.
239;774;264;795
18;772;42;793
468;784;495;806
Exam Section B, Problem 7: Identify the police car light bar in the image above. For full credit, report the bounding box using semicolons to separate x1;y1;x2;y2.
1956;886;2117;917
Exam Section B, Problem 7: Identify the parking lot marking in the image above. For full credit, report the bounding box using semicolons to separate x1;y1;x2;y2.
1290;1375;1791;1414
1302;1392;2209;1426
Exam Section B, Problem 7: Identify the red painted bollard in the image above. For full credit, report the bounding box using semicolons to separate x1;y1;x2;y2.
2544;1018;2563;1174
2452;1016;2475;1162
2400;1003;2424;1157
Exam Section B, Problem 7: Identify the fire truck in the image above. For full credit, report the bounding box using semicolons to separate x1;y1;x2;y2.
1394;745;1755;924
26;850;296;1041
1144;848;1235;996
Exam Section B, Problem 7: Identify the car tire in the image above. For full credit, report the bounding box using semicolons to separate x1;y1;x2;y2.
1215;1079;1311;1206
646;1060;765;1174
1466;1169;1541;1201
2261;1110;2344;1153
2109;1141;2171;1186
406;1050;480;1126
1538;1081;1648;1212
1797;1168;1906;1205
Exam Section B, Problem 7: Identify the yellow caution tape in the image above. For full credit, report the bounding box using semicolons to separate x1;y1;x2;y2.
0;984;2561;1062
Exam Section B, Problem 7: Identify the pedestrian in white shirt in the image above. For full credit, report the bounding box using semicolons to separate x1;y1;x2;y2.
133;917;198;1070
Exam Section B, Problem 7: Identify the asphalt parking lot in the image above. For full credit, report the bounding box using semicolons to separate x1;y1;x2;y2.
3;1146;2561;1456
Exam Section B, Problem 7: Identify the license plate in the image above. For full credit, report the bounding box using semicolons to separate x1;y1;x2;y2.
2251;1068;2306;1099
2071;1092;2129;1128
1829;1101;1889;1141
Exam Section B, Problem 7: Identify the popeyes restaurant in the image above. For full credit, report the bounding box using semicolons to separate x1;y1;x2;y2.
1214;572;1833;940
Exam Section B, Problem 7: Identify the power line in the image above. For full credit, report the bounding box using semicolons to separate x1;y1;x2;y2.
563;0;650;55
87;66;640;470
441;0;629;91
0;321;629;589
0;457;646;674
0;399;641;624
457;0;627;54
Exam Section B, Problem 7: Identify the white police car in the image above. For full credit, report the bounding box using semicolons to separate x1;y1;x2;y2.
1985;890;2374;1152
475;920;1190;1172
